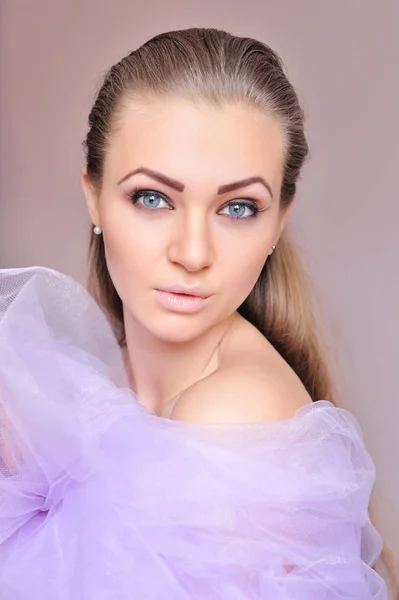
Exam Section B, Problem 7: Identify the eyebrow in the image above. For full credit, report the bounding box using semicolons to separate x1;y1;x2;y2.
118;167;274;199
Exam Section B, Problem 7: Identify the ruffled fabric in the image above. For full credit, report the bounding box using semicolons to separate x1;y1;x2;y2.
0;267;387;598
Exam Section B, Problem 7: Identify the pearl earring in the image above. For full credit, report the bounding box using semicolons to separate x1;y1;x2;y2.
268;245;276;256
93;226;102;235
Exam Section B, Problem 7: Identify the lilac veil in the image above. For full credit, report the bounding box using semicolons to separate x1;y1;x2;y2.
0;267;387;599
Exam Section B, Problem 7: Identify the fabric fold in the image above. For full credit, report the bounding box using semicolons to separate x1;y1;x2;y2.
0;267;387;599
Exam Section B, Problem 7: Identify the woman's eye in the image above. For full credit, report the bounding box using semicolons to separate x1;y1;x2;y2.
219;201;258;219
129;191;259;219
129;189;170;210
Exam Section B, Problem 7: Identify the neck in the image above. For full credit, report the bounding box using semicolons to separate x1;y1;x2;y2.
122;309;237;415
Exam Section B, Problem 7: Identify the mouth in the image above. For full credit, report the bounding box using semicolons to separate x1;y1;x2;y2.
154;289;211;313
157;288;210;299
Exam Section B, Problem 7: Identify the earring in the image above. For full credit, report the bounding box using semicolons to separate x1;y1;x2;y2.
268;245;276;256
93;225;102;235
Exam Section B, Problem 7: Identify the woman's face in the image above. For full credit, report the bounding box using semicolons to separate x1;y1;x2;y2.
83;97;292;342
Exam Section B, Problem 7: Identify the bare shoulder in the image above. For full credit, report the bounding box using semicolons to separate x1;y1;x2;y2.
170;315;313;424
170;364;313;425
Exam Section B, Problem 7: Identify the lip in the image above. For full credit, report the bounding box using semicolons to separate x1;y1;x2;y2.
154;289;211;313
159;285;211;298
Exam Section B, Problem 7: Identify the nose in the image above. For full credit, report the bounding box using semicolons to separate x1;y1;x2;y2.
167;211;214;272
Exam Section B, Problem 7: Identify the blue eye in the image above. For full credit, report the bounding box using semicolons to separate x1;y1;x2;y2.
129;189;170;210
129;189;260;219
219;201;259;219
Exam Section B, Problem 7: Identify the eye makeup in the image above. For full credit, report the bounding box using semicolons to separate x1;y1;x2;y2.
126;187;269;220
128;188;172;210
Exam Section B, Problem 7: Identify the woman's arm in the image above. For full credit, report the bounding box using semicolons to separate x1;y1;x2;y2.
170;365;312;423
0;403;17;471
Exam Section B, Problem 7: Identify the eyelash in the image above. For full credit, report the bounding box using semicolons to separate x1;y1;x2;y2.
127;188;266;220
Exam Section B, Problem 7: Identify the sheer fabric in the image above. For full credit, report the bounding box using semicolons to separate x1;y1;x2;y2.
0;267;387;599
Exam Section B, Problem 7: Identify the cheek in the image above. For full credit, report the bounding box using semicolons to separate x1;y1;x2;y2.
100;215;161;304
102;200;165;265
219;235;270;304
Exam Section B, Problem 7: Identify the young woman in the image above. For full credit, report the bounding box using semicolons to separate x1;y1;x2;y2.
0;28;391;598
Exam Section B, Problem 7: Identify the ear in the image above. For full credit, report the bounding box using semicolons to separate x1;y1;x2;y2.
275;196;296;242
81;167;101;227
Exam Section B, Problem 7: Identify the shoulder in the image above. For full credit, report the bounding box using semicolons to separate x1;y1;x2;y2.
170;365;313;424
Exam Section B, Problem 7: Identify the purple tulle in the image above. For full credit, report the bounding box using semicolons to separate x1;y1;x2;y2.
0;267;387;598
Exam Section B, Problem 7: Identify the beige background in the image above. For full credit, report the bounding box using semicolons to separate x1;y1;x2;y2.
1;0;398;555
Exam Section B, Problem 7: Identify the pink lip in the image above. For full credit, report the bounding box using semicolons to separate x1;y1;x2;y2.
160;286;210;298
154;289;210;313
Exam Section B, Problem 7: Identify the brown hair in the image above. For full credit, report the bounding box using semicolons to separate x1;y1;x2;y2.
82;28;397;589
84;27;333;401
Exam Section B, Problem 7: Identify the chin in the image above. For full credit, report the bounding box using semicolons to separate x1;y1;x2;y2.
145;314;214;344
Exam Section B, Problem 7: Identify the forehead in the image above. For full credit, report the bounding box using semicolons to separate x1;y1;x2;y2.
105;97;286;189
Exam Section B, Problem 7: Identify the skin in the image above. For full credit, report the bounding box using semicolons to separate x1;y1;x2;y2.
82;97;312;422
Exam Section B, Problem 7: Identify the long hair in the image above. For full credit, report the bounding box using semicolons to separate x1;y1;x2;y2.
82;28;397;592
